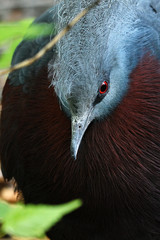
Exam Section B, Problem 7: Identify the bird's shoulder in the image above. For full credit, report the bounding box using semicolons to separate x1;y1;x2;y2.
8;6;58;89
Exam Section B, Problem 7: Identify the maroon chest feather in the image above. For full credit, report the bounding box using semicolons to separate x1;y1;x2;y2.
1;55;160;239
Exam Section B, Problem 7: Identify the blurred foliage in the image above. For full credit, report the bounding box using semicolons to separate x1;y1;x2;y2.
0;19;53;68
0;200;82;238
0;19;33;68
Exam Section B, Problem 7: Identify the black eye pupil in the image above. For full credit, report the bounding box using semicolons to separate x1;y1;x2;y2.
101;84;107;92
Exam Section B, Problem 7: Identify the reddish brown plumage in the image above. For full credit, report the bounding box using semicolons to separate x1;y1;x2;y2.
1;54;160;239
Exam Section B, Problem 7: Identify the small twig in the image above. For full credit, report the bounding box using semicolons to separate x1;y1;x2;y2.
0;0;100;77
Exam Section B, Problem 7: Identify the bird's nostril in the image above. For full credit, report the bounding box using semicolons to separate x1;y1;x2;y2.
79;125;81;129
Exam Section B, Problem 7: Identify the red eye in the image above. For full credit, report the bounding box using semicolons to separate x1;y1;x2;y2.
99;81;108;94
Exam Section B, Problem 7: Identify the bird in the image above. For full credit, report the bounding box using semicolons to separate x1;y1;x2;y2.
1;0;160;239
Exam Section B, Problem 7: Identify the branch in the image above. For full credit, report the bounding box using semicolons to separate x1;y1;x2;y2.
0;0;101;77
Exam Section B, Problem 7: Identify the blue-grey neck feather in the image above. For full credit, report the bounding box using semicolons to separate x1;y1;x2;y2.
50;0;160;119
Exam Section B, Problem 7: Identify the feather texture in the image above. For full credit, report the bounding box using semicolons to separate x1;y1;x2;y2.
1;1;160;239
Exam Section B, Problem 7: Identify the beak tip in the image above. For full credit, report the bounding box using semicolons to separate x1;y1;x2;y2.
73;155;77;161
71;111;93;161
70;144;78;160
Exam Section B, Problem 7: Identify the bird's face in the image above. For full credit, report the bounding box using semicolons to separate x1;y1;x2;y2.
54;61;129;159
69;66;130;159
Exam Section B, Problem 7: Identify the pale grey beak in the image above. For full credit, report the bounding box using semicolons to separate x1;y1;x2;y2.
71;109;93;159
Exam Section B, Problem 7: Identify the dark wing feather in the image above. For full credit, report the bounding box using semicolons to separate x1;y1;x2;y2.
9;6;57;88
1;6;58;181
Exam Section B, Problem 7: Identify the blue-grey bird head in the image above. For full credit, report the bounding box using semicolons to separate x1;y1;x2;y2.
50;0;160;159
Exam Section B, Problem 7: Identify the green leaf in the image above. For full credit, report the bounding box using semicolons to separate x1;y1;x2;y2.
0;229;5;239
0;39;21;68
25;23;54;40
0;201;11;220
0;201;11;238
0;19;54;68
0;19;34;44
1;200;82;238
0;19;34;68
